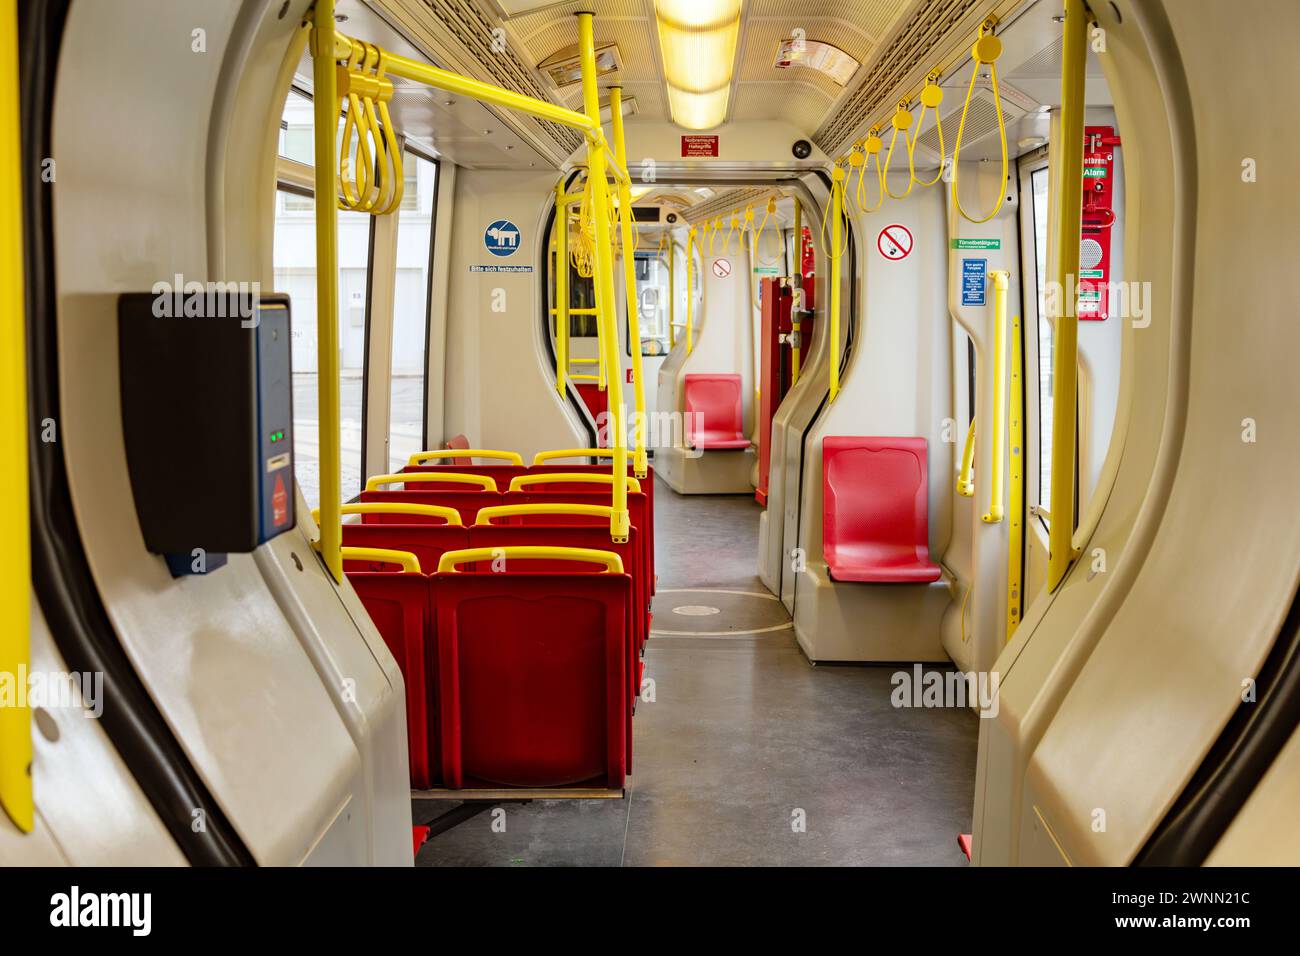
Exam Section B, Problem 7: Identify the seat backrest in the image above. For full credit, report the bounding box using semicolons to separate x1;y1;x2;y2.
431;572;629;789
359;489;502;526
683;373;743;436
823;437;931;559
346;571;437;789
341;524;470;575
443;433;471;465
503;490;650;593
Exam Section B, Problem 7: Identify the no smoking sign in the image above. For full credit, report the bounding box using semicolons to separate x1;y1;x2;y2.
877;224;913;261
711;258;732;278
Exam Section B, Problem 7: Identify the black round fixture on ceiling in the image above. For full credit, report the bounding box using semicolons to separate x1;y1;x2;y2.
791;139;812;159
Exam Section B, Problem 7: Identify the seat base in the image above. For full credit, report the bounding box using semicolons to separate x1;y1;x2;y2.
656;444;755;495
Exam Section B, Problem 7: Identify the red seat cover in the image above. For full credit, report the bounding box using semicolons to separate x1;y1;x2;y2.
443;433;471;465
432;573;629;789
346;571;438;788
403;463;529;487
359;489;501;526
683;373;749;449
341;524;469;577
822;437;942;583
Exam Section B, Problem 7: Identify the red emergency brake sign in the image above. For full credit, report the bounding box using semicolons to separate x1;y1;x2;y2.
272;475;288;527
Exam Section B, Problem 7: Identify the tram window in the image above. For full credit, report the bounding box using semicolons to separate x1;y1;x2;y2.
564;271;597;338
1031;166;1053;517
388;151;438;472
278;89;313;166
628;253;670;356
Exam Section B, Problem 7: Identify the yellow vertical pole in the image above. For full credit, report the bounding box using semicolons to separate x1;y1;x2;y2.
1048;0;1086;591
958;418;976;497
668;241;676;349
982;270;1009;523
609;87;648;479
828;167;845;402
311;0;343;582
791;200;802;385
686;227;696;354
554;180;569;396
1006;313;1024;640
0;0;33;835
577;12;628;542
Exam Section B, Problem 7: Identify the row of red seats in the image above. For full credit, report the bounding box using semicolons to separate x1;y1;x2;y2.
330;452;656;792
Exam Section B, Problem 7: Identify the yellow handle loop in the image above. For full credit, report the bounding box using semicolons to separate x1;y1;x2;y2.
341;546;422;573
952;25;1008;224
366;472;497;491
818;165;850;261
407;448;524;466
437;546;623;574
854;131;886;214
475;503;614;525
882;101;916;200
911;76;946;188
373;50;404;215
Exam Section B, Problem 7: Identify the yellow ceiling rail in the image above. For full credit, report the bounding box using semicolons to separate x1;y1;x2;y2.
0;0;32;835
366;472;497;492
982;270;1010;523
475;503;614;525
438;546;623;575
509;473;641;494
609;86;648;480
341;547;422;574
313;502;464;525
1047;0;1087;591
407;449;523;466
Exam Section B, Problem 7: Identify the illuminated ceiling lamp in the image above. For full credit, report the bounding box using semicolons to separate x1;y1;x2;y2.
654;0;742;130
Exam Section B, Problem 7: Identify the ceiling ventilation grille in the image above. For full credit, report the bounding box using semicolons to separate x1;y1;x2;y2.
381;0;583;160
913;88;1000;156
686;187;774;225
813;0;986;158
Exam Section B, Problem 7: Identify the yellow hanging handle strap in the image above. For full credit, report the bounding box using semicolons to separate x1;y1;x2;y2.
366;472;497;491
438;546;623;574
752;198;782;266
854;130;886;214
818;164;850;261
911;75;946;188
952;22;1008;224
882;101;916;200
407;449;523;466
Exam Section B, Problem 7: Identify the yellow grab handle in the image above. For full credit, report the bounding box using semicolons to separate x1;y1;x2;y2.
532;448;620;465
437;546;623;574
340;546;422;573
509;473;641;493
407;449;523;466
958;418;976;497
476;503;614;525
366;472;497;491
312;502;463;525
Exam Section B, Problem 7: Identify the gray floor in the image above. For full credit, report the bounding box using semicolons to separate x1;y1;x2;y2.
416;478;978;866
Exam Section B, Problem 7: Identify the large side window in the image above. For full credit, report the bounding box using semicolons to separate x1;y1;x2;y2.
273;91;372;508
388;149;438;472
628;253;670;357
1031;165;1052;515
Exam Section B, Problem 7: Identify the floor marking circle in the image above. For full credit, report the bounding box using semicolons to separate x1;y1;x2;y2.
672;605;721;616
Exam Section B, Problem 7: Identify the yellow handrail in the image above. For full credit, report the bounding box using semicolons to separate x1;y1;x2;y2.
311;0;344;582
957;418;976;497
555;178;569;396
828;166;845;403
476;503;614;525
0;0;31;834
685;227;696;354
533;448;621;465
1006;312;1024;641
437;546;623;574
407;449;523;466
609;86;648;480
982;270;1009;523
509;473;641;493
576;12;629;543
668;239;677;349
341;546;422;573
312;502;463;525
366;472;497;491
1048;0;1087;591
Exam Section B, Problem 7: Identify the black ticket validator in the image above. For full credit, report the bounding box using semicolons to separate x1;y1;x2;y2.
118;289;296;574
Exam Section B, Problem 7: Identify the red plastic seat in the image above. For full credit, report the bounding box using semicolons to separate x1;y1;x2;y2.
432;562;629;789
341;524;469;577
443;433;472;465
822;436;942;583
403;463;529;487
530;464;655;588
683;373;750;449
359;489;502;526
346;566;438;789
